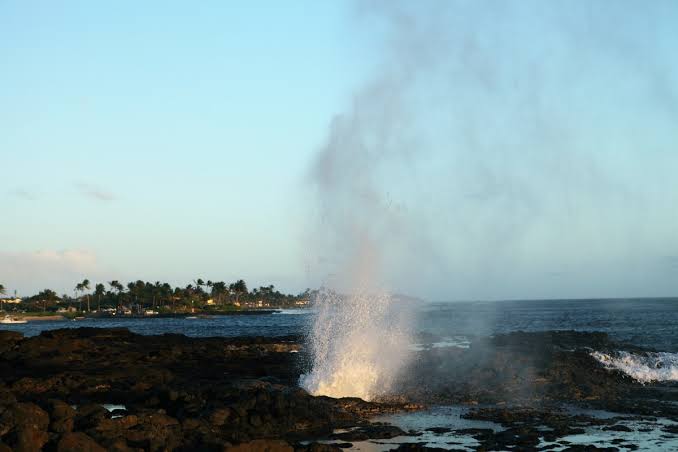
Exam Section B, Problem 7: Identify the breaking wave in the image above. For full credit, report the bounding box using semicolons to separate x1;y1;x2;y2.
591;350;678;383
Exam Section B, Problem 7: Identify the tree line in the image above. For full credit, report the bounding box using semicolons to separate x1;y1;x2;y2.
0;280;311;313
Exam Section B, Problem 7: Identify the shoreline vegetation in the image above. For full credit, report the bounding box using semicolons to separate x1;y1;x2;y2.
0;279;311;320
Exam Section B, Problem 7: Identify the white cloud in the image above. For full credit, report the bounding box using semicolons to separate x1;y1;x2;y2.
75;183;115;202
0;249;103;296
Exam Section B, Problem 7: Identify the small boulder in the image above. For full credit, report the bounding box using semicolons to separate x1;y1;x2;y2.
224;439;293;452
0;402;50;435
49;399;76;420
57;432;106;452
49;399;76;433
75;404;109;430
7;426;49;452
210;407;233;426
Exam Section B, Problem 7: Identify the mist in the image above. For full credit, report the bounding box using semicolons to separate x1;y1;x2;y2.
305;0;678;301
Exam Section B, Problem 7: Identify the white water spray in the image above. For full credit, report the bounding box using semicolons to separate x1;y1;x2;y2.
300;287;413;401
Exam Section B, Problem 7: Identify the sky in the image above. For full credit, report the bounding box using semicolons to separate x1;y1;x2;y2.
1;1;677;301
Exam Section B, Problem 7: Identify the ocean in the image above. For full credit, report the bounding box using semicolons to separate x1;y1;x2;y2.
4;298;678;384
5;297;678;350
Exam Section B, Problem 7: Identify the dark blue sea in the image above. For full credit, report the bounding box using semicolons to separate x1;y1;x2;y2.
4;298;678;352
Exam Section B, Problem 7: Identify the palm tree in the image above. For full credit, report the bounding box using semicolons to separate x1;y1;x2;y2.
81;279;91;312
194;279;205;299
230;279;248;305
161;283;172;310
109;280;124;309
127;282;137;309
211;281;227;304
0;283;5;311
94;283;105;311
184;284;196;312
74;282;83;312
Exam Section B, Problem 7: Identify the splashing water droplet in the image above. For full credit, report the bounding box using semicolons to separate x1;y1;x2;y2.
300;287;414;401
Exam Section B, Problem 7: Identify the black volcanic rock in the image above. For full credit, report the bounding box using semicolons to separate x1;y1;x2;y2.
396;330;658;406
0;328;410;450
0;327;675;450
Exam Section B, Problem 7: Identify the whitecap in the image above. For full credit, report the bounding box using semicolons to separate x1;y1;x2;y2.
591;350;678;383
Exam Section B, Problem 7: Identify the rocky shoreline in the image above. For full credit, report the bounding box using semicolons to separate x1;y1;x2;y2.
0;328;677;451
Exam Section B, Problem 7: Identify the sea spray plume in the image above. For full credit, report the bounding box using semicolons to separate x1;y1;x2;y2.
301;0;678;398
298;4;428;400
304;0;678;300
300;286;414;401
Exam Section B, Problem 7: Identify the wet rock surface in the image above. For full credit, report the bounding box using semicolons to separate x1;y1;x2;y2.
0;328;406;451
399;331;654;405
0;327;676;450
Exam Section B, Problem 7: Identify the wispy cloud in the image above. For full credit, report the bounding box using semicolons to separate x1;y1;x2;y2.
662;256;678;269
0;249;103;295
9;188;37;200
75;183;115;202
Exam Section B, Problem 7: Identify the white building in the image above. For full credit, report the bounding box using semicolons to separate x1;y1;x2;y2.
0;298;22;304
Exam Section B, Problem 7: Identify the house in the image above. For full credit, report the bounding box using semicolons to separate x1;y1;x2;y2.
0;298;22;304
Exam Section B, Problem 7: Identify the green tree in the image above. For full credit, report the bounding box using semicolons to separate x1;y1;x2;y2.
230;279;248;305
161;283;172;310
94;283;105;311
81;279;91;312
35;289;60;312
211;281;227;305
194;279;206;299
74;282;84;312
109;280;124;308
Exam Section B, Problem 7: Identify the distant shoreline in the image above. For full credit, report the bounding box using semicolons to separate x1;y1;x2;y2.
7;309;282;322
15;315;66;321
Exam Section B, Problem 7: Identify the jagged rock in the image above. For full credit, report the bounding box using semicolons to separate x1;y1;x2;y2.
0;331;23;354
51;416;75;433
209;407;233;426
57;431;107;452
295;443;344;452
49;399;76;420
225;439;294;451
5;426;49;452
94;414;140;432
0;402;49;436
48;399;77;433
390;444;452;451
75;404;110;430
0;327;672;450
0;403;50;451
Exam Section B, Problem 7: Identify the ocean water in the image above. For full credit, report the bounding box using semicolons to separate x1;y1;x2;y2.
4;298;678;349
418;298;678;352
0;310;311;338
4;298;678;385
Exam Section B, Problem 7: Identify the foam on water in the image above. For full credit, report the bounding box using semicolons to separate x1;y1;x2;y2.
591;350;678;383
299;288;413;401
273;308;314;315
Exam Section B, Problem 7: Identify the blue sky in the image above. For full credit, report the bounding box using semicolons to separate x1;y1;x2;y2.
2;1;677;300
